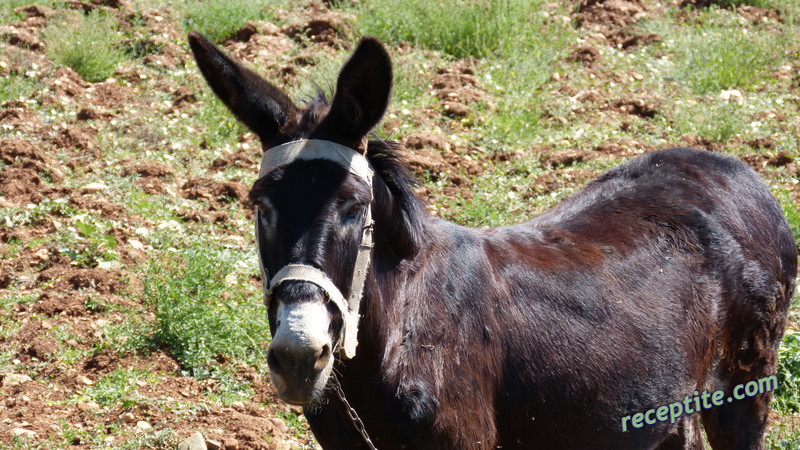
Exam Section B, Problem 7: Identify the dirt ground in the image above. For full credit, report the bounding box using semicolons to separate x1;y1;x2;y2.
1;0;798;448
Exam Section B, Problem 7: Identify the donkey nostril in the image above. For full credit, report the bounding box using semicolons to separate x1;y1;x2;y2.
267;347;284;373
314;344;332;371
269;344;332;375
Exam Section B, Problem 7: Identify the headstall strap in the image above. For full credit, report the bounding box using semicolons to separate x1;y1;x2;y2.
255;139;374;359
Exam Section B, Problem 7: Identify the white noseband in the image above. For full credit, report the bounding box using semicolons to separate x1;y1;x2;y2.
256;139;374;359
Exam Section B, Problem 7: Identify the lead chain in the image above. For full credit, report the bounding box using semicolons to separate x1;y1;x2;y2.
331;374;378;450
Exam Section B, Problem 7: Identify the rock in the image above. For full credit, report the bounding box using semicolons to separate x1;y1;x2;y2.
120;412;136;423
0;196;15;208
2;373;32;387
178;431;208;450
135;421;151;430
268;417;289;435
78;401;101;412
206;439;223;450
231;400;245;410
77;375;94;385
11;428;36;439
719;89;742;102
222;438;239;450
81;182;107;193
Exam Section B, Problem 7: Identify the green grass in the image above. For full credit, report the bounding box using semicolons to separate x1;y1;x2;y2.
668;100;748;143
711;0;783;7
671;28;783;94
351;0;530;59
83;368;152;407
0;76;43;104
775;327;800;413
142;244;268;377
45;10;126;82
343;0;575;150
777;191;800;244
181;0;265;43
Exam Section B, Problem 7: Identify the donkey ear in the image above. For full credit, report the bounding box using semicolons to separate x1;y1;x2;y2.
313;37;392;147
188;32;297;146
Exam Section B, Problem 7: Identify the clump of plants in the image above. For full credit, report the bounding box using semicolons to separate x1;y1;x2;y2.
45;10;126;82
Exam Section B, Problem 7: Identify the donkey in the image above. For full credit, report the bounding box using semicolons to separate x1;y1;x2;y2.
188;33;797;449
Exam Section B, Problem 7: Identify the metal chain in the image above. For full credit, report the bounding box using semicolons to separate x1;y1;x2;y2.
331;374;378;450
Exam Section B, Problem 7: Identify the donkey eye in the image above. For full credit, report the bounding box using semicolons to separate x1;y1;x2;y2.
343;203;363;221
257;200;275;224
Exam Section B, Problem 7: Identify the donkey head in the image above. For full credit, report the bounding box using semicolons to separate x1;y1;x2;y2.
188;33;392;406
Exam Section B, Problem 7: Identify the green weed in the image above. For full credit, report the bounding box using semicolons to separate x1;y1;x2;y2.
0;293;37;312
776;190;800;244
142;244;268;377
671;28;781;94
84;367;152;407
95;312;156;356
708;0;781;7
57;214;120;269
0;199;76;228
0;76;43;105
113;428;181;449
351;0;502;58
45;10;126;82
181;0;264;43
278;409;313;441
193;88;249;149
766;420;800;450
350;0;548;59
668;100;747;143
775;328;800;413
203;367;256;405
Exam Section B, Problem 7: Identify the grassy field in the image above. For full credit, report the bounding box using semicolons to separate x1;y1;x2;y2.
0;0;798;448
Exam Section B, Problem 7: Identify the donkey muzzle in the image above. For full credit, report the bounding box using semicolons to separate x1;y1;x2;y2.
267;293;335;405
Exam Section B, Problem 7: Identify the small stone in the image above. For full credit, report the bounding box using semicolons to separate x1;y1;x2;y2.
178;431;207;450
0;196;16;208
81;182;108;193
2;373;32;387
78;401;101;412
136;421;151;430
268;417;289;435
719;89;742;102
11;428;36;439
222;439;239;450
77;375;94;386
206;439;223;450
120;412;136;423
231;401;245;410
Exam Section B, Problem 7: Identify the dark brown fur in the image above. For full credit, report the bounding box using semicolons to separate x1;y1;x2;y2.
189;33;797;449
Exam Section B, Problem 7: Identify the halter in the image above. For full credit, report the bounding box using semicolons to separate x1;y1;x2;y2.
255;139;374;359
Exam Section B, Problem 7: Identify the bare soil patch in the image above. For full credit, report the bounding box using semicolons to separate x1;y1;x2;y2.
575;0;664;49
